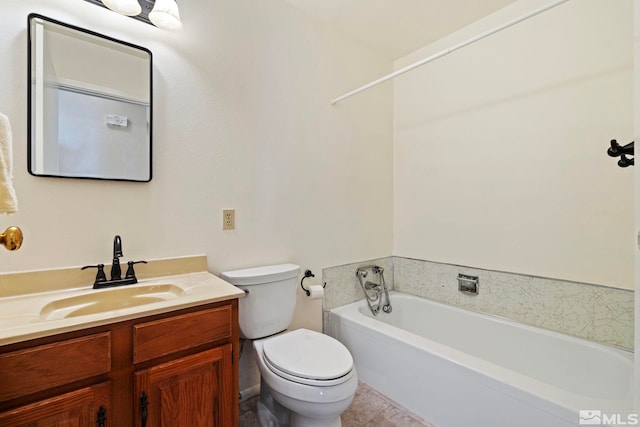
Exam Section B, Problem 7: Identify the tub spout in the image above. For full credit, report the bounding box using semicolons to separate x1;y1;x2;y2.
364;281;381;292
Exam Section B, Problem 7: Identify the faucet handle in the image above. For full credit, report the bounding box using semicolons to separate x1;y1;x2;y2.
125;260;148;280
82;264;107;286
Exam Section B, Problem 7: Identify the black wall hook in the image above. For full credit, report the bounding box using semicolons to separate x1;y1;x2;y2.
300;269;324;296
607;139;634;167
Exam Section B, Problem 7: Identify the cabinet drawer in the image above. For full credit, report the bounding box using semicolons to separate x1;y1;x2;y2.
0;332;111;402
133;305;232;363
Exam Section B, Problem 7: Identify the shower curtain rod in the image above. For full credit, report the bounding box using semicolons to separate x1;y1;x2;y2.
330;0;570;105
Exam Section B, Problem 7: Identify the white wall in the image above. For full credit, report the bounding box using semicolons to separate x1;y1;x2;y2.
0;0;393;332
42;21;150;101
634;0;640;409
394;0;634;289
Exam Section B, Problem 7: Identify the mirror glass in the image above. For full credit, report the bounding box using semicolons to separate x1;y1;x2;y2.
28;14;152;182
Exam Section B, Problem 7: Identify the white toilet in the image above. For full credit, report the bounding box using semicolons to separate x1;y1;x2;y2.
221;264;358;427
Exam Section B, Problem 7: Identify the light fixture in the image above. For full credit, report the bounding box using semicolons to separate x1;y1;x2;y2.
101;0;142;16
84;0;183;31
148;0;183;31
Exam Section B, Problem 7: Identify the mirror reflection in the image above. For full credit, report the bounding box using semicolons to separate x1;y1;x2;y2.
28;14;152;182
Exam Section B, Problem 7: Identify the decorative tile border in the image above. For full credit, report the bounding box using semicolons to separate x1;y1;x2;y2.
395;257;633;350
322;256;633;350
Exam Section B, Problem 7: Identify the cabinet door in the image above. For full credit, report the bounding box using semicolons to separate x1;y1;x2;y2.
134;345;233;427
0;382;110;427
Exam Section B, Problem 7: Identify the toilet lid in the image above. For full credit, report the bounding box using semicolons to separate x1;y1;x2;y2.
262;329;353;381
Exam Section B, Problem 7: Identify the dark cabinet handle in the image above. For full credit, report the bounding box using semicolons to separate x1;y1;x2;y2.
97;406;106;427
140;392;148;427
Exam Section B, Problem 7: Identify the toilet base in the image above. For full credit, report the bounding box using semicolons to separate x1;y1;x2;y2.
258;378;290;427
265;381;350;427
258;378;348;427
290;412;342;427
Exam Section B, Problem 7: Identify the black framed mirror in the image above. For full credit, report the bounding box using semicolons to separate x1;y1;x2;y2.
28;14;152;182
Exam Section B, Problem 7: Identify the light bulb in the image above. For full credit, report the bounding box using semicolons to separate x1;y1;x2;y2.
149;0;183;31
101;0;142;16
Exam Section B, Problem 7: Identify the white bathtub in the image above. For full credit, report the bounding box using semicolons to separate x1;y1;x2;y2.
328;292;633;427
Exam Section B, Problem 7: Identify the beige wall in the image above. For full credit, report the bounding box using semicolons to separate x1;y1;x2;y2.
393;0;634;289
0;0;394;331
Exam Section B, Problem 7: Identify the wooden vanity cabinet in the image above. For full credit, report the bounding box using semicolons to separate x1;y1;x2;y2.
0;382;111;427
0;299;239;427
134;346;233;426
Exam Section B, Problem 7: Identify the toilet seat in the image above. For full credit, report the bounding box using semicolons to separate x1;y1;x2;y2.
262;329;354;387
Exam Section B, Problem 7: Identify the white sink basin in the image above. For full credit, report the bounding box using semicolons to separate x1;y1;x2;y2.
40;284;185;320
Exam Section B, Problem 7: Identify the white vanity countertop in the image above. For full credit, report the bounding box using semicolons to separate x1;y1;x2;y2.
0;271;244;346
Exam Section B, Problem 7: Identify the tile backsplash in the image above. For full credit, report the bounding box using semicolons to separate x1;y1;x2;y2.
322;256;633;350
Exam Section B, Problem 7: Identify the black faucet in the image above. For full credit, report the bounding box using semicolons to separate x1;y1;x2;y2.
111;235;123;280
82;235;147;289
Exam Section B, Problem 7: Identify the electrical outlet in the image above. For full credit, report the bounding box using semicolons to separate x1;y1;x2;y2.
223;209;235;230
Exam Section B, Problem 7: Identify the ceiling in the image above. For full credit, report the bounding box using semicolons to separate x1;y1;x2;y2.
282;0;518;60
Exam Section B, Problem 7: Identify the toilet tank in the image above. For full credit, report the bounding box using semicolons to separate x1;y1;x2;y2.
220;264;300;339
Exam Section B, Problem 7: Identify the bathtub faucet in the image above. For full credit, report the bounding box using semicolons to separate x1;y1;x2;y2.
364;281;381;293
356;265;392;316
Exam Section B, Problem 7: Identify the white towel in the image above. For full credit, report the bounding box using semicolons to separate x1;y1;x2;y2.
0;113;17;214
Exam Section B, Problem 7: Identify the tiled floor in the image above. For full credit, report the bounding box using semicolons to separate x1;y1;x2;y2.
239;381;434;427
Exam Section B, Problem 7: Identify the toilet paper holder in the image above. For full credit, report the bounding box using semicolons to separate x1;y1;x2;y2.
300;269;325;296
